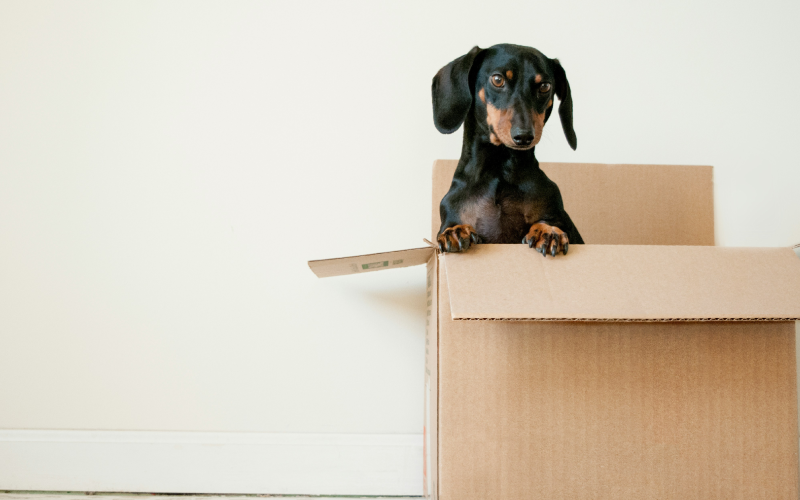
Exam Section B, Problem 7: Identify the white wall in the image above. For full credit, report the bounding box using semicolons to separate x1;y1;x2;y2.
0;0;799;493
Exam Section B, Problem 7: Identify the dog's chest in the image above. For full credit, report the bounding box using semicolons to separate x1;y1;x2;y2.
459;189;546;243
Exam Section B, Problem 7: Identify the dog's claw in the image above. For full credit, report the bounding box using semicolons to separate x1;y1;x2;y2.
437;224;479;253
524;222;570;258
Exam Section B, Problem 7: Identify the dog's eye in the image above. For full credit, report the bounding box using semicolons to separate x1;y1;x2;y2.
491;74;505;87
539;83;552;93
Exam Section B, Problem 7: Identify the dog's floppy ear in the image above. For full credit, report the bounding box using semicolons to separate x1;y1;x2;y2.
432;46;483;134
551;58;577;150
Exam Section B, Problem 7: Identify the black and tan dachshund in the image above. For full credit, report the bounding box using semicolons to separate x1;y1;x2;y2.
433;43;583;256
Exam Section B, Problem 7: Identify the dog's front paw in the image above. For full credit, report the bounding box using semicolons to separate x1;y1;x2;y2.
522;222;569;257
437;224;480;253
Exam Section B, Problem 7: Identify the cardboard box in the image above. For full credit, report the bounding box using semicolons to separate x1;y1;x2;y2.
309;160;800;499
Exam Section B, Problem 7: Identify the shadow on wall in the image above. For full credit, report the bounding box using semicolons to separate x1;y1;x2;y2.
351;282;428;322
317;264;429;332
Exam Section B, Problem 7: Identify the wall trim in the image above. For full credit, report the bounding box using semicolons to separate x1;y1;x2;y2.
0;430;423;496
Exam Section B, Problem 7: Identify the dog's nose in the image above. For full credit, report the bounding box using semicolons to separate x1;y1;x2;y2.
512;132;533;146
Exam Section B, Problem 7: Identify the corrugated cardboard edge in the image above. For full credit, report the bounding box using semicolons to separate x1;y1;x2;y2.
423;251;439;500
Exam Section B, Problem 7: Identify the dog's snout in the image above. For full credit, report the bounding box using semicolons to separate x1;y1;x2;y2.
512;131;534;146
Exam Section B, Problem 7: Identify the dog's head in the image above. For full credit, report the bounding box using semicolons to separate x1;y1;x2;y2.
432;44;576;150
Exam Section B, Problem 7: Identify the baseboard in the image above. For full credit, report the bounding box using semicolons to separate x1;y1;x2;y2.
0;430;423;496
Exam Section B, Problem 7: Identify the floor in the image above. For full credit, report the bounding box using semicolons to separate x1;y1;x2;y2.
1;495;419;500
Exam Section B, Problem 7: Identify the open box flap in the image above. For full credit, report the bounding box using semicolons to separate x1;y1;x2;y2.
442;244;800;321
309;246;434;278
432;161;715;246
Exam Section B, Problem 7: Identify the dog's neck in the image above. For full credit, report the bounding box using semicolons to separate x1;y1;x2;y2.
458;115;539;182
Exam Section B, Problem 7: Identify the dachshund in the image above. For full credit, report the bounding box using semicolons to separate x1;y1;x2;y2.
433;43;583;256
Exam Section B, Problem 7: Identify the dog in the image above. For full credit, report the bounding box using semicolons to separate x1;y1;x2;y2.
433;44;584;256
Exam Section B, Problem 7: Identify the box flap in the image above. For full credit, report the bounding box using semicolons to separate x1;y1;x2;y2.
432;160;715;246
442;244;800;321
308;247;434;278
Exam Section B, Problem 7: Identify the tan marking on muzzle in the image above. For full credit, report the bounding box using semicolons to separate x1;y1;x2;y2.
532;110;545;146
486;101;515;147
532;101;553;145
479;88;498;143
